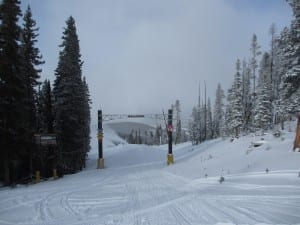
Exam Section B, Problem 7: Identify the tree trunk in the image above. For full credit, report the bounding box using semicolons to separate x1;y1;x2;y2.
3;160;10;185
281;115;285;130
29;152;33;180
293;115;300;151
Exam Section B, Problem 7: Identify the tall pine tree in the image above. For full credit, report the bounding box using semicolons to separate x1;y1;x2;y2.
212;83;225;138
37;79;53;133
241;60;252;132
21;5;44;131
53;16;90;174
0;0;26;185
226;59;243;137
20;5;44;178
254;52;272;131
206;97;213;139
283;0;300;113
249;34;261;127
82;76;91;167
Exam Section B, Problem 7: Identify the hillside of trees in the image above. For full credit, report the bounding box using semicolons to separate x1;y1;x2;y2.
188;0;299;144
0;0;91;185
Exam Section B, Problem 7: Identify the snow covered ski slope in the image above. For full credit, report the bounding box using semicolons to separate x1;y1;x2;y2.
0;124;300;225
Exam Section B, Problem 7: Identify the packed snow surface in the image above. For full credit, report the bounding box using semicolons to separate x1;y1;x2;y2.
1;123;300;225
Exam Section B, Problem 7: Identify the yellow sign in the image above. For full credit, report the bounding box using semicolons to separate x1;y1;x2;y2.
97;133;104;140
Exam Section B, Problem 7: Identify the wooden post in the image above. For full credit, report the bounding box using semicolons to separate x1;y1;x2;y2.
35;170;40;183
53;168;58;179
293;115;300;152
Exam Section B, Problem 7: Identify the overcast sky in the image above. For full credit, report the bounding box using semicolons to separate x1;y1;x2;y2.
20;0;292;122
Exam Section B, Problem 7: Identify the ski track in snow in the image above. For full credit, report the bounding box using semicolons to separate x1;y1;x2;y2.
1;132;300;225
1;167;300;225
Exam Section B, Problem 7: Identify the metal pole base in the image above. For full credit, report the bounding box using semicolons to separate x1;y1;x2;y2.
53;168;58;179
167;154;174;165
97;158;105;169
35;170;40;183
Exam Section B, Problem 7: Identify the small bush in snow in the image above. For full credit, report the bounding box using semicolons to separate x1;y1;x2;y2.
205;174;208;178
219;176;225;184
273;130;281;138
298;172;300;178
265;168;269;173
265;146;271;151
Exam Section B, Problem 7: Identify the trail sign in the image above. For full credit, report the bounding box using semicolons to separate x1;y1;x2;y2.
167;125;173;132
34;134;57;146
128;115;145;118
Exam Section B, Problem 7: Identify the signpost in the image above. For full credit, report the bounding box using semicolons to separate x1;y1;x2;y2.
128;114;145;118
34;134;57;182
34;134;57;146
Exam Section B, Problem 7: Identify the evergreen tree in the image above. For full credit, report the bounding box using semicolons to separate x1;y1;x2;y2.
212;83;225;138
0;0;25;185
273;27;291;128
254;52;272;131
173;100;181;144
128;130;135;144
227;59;243;137
21;5;44;128
82;77;91;162
241;60;252;132
20;5;44;178
188;106;199;145
225;87;234;136
200;103;206;141
206;97;213;139
154;125;161;145
53;16;89;174
203;81;207;141
269;23;277;99
37;80;53;133
274;1;300;129
282;0;300;113
275;27;291;87
249;34;262;114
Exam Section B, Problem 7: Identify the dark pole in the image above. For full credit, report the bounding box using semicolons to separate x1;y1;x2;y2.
167;109;174;165
168;109;173;155
97;110;104;168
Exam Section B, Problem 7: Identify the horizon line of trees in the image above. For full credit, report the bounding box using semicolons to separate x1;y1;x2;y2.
0;0;91;186
189;0;299;144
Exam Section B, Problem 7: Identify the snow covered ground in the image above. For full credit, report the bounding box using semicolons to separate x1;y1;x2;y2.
0;122;300;225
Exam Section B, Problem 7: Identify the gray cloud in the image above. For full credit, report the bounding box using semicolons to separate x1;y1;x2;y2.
20;0;292;122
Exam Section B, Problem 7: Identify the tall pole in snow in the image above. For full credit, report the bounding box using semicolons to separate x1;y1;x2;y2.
167;109;174;165
97;110;104;169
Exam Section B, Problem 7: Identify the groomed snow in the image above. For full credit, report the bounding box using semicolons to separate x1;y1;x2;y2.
0;122;300;225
